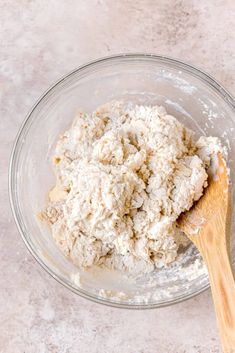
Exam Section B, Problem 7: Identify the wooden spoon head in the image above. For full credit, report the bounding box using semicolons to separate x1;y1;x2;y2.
178;152;230;243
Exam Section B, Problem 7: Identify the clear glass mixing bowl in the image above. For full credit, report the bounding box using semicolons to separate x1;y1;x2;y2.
9;54;235;308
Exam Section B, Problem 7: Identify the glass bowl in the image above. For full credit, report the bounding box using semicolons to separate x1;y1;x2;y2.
9;54;235;308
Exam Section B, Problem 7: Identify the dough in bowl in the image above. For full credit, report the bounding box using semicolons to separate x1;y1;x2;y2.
41;101;224;274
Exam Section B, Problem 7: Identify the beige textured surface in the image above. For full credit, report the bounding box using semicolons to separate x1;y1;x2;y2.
1;1;235;352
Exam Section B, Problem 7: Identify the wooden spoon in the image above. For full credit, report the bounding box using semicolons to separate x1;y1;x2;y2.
178;153;235;353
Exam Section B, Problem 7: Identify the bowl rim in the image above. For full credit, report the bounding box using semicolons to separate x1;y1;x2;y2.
9;53;235;309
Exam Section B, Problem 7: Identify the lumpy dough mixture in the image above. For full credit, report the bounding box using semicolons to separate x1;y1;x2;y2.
41;101;223;274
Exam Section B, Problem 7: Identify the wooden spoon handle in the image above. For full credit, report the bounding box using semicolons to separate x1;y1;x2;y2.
200;227;235;352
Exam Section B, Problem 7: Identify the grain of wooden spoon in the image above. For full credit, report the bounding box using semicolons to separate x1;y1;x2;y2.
178;153;235;353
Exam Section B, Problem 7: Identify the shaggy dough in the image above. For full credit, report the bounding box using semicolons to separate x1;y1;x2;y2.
42;101;223;274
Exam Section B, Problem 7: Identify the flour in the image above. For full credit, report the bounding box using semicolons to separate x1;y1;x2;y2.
41;101;224;275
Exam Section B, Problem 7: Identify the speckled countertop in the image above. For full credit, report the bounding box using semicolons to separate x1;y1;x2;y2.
1;1;235;352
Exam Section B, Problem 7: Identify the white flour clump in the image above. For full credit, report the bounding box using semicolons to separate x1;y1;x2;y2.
41;101;224;274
